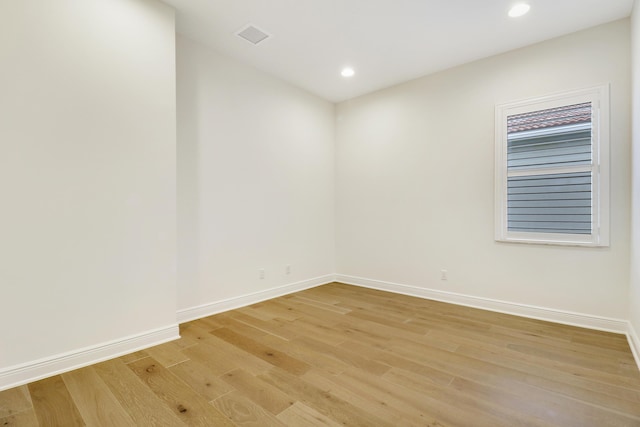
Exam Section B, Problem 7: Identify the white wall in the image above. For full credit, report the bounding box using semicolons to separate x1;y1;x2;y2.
630;3;640;350
336;20;631;321
0;0;177;380
176;36;335;316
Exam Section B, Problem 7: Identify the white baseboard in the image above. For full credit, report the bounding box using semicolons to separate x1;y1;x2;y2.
5;274;633;393
628;322;640;372
335;274;628;334
176;274;336;324
0;324;179;392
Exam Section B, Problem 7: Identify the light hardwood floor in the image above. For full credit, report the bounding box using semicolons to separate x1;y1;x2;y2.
1;283;640;426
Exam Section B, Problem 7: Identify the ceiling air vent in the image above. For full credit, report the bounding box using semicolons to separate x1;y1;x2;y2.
236;25;271;45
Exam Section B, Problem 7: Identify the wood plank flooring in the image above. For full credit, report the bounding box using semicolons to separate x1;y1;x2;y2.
1;282;639;426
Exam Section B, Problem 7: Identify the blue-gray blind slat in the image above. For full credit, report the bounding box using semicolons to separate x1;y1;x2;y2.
508;183;590;194
509;207;591;215
508;144;591;161
508;199;591;207
509;223;591;233
508;192;591;201
506;101;593;236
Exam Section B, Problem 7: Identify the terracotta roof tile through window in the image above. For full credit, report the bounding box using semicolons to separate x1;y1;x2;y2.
508;102;591;134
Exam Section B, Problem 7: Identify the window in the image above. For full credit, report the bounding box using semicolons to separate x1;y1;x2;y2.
495;85;609;246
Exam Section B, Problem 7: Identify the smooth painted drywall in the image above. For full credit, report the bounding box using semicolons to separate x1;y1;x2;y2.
336;20;631;319
0;0;177;369
631;4;640;338
177;36;335;311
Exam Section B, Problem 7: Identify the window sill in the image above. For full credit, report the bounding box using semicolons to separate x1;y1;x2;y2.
495;235;609;248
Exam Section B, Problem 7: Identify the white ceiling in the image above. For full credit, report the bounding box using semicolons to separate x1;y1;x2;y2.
163;0;634;103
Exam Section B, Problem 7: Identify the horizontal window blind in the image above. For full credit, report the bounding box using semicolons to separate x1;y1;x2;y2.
505;102;593;235
507;172;592;234
507;129;591;170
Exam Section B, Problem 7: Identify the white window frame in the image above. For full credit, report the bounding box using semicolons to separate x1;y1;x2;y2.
495;85;610;247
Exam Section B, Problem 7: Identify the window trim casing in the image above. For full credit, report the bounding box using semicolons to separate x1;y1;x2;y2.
494;85;610;247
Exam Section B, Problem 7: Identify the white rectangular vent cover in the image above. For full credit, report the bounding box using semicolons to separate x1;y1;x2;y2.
236;25;271;45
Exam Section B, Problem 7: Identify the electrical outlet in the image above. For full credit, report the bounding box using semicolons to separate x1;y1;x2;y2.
285;264;291;275
440;269;448;281
259;268;265;279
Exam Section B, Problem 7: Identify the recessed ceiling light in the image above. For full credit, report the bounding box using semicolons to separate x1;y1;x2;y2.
341;67;355;78
508;3;530;18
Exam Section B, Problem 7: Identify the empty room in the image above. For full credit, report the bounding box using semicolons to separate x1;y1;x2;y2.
1;0;640;425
